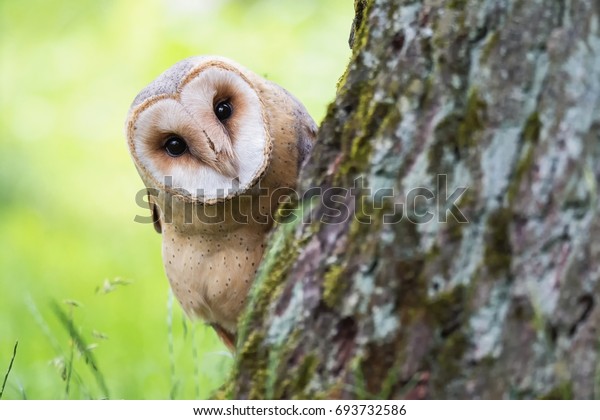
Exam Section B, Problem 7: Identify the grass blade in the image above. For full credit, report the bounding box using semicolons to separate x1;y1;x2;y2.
0;341;18;399
27;296;93;398
65;332;75;398
26;296;63;354
191;324;200;399
51;301;110;399
167;289;178;399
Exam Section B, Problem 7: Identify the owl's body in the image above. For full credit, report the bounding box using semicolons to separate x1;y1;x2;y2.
126;56;316;348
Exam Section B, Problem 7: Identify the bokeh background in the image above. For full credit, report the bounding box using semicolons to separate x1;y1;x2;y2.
0;0;352;399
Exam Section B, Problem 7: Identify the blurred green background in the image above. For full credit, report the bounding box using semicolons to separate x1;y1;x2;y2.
0;0;351;399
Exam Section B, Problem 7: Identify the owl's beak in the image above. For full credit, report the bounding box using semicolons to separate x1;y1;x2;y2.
188;130;239;179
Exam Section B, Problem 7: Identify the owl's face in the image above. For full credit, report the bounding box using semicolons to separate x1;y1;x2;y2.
126;56;272;204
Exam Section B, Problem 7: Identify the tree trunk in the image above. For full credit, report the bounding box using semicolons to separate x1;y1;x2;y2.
224;0;600;399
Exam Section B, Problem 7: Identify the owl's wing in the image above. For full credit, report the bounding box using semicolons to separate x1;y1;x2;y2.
147;191;162;234
296;110;318;169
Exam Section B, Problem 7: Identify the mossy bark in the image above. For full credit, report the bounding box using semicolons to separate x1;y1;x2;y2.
224;0;600;399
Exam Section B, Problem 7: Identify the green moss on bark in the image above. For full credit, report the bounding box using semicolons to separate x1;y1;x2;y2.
507;112;542;204
540;382;574;400
323;265;346;308
481;32;500;63
483;208;513;276
458;89;487;151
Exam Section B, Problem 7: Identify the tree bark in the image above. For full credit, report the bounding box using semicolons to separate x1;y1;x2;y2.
224;0;600;399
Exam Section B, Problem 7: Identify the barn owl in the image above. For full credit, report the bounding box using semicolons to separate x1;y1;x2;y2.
125;56;317;350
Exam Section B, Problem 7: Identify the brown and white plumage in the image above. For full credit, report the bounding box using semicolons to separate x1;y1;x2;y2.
126;56;316;349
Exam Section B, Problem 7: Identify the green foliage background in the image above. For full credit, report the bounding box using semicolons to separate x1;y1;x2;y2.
0;0;351;399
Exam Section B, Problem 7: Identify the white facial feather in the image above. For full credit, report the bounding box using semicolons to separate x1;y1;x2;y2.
128;60;271;202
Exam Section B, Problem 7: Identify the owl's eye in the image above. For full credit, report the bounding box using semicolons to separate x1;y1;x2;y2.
214;100;233;121
164;136;188;157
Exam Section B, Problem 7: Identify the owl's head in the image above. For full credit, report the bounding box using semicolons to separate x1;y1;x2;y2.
126;56;273;204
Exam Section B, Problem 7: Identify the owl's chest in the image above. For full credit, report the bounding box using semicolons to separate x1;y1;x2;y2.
161;227;266;332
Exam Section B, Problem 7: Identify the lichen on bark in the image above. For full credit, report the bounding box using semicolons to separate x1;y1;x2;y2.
225;0;600;399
